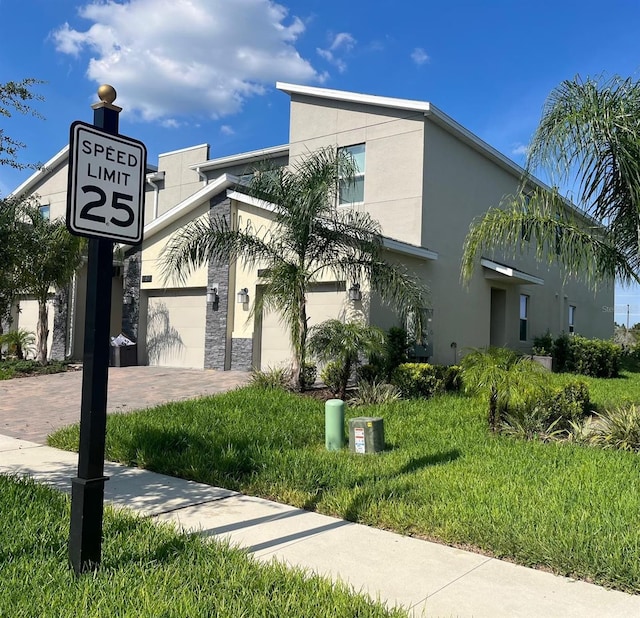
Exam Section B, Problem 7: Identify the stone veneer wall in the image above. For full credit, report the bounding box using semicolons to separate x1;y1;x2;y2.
204;193;231;370
230;338;253;371
122;248;142;342
50;287;69;360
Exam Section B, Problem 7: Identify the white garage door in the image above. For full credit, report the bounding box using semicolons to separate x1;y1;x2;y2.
17;298;54;360
259;283;347;370
145;292;206;369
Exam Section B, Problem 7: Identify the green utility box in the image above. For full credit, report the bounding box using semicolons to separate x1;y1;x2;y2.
349;417;384;454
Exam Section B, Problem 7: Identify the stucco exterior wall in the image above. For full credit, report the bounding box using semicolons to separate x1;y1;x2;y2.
421;119;613;361
288;95;425;246
150;144;209;220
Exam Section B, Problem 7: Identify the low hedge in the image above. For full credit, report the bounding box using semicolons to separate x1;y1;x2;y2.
554;334;621;378
390;363;461;399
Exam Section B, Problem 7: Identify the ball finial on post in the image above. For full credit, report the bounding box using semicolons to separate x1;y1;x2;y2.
97;84;117;105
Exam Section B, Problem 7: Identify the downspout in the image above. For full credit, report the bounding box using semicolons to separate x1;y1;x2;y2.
146;171;165;220
195;166;208;187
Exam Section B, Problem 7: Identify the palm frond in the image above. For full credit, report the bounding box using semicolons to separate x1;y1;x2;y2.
461;189;640;287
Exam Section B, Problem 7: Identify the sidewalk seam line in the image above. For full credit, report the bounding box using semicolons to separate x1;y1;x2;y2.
408;556;494;610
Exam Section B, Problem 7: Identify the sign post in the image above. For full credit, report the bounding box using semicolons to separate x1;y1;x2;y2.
67;85;146;575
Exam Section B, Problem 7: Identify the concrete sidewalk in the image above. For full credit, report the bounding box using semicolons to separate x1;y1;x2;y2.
2;435;639;617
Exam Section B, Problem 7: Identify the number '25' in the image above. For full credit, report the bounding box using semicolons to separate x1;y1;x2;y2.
79;185;134;227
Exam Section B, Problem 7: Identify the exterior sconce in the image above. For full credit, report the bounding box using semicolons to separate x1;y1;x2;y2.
123;294;133;305
206;286;219;304
237;288;249;304
348;283;362;302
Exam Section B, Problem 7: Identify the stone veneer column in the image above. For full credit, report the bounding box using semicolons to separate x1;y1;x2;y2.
122;248;142;342
230;338;253;371
50;287;69;360
204;193;231;370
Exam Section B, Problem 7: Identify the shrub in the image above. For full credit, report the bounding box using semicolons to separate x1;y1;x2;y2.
0;329;36;360
300;363;317;389
308;320;385;399
553;334;621;378
434;364;462;393
351;380;401;406
586;405;640;451
391;363;439;399
367;326;409;381
532;330;554;356
502;380;591;440
321;361;346;397
356;363;381;384
552;334;572;373
545;380;591;427
249;366;290;390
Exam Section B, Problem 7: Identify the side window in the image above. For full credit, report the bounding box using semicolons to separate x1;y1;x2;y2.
519;294;529;341
569;305;576;334
338;144;365;206
39;204;50;220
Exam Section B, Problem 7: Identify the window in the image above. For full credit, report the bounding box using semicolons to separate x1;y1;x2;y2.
338;144;365;205
38;204;50;220
569;305;576;334
519;294;529;341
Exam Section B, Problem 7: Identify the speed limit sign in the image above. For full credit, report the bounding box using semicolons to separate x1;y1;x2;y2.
66;121;147;244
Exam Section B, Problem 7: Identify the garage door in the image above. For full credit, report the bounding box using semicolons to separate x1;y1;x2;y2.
145;292;206;369
16;298;54;360
259;283;347;370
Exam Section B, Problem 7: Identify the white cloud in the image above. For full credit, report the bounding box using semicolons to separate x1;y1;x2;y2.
317;31;355;73
411;47;430;66
52;0;321;123
511;143;529;157
220;124;235;136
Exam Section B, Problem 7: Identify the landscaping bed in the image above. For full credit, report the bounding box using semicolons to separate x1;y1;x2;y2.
0;359;77;380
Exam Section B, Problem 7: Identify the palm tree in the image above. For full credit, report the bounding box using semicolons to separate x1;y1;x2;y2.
20;207;84;364
460;347;548;432
308;319;385;399
163;147;428;389
462;75;640;288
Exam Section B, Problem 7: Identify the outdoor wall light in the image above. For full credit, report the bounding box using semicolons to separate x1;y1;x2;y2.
237;288;249;304
206;286;219;304
348;283;362;302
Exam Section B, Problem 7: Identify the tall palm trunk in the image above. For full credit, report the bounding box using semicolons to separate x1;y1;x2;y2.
292;291;308;390
36;299;48;365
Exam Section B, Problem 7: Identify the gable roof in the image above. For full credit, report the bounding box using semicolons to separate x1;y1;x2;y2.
143;173;241;242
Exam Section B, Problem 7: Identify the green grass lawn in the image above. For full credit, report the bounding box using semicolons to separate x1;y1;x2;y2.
48;374;640;594
0;475;404;617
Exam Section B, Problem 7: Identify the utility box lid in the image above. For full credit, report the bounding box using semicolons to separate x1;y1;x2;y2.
349;417;384;454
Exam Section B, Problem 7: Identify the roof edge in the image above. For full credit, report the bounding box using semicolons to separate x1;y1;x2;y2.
8;145;69;198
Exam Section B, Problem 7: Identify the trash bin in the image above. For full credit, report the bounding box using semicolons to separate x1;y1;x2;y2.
109;334;137;367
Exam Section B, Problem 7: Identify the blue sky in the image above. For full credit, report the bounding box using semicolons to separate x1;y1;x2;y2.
2;0;640;324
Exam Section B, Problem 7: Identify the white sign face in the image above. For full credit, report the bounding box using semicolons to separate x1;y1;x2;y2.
67;121;147;244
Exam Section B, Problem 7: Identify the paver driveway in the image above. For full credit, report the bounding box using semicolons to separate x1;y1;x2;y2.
0;366;250;444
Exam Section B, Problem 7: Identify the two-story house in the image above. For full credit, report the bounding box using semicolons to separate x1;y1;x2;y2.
7;82;613;368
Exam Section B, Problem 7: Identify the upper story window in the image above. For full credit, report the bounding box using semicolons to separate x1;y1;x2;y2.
338;144;365;206
38;205;50;220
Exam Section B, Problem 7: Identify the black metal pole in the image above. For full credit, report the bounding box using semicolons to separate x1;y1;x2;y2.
68;88;120;575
